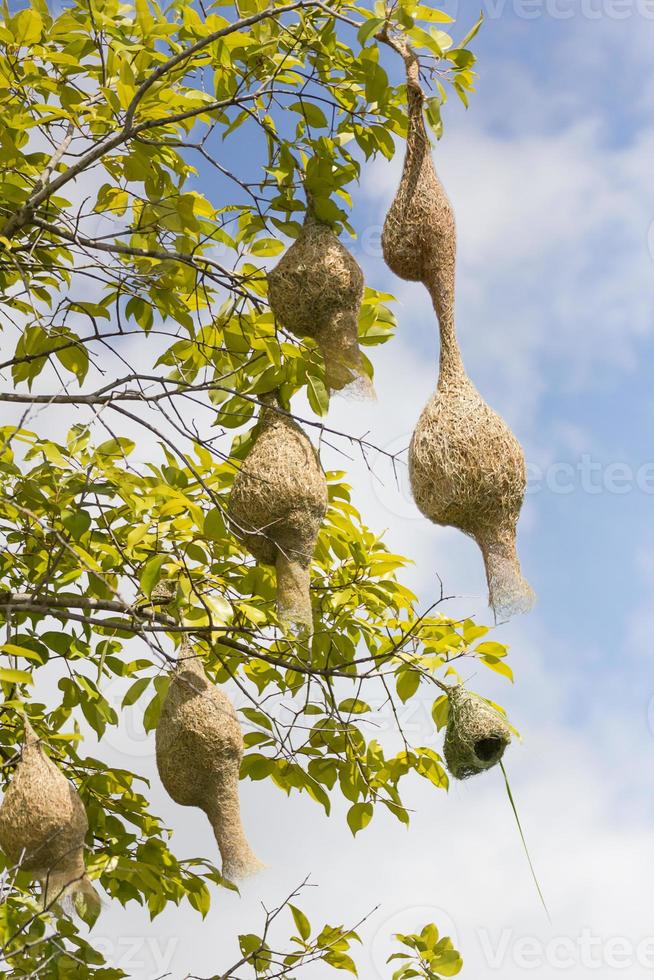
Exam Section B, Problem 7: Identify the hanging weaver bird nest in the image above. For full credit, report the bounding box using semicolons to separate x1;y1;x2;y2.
0;721;101;914
267;205;372;396
156;640;261;880
409;347;534;619
227;400;328;629
378;31;456;328
149;579;176;605
378;26;533;616
379;28;533;619
443;686;511;780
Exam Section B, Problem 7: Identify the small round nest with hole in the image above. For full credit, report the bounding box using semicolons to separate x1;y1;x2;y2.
443;686;511;780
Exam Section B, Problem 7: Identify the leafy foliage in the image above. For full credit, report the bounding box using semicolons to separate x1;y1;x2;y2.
388;923;463;980
0;0;506;972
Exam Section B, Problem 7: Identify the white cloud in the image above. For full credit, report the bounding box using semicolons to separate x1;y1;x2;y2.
362;75;654;430
5;23;654;980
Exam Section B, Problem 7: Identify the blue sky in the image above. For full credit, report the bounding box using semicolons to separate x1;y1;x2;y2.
95;5;654;977
7;1;654;975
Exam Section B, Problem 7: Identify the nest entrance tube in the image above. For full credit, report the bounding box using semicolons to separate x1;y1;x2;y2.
267;206;372;397
443;686;511;780
227;400;328;631
478;527;535;620
0;722;100;915
275;550;312;628
156;642;261;880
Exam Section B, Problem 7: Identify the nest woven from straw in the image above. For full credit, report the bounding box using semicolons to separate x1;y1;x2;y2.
149;579;176;604
156;642;261;880
382;29;533;620
268;209;372;396
409;354;534;619
443;686;511;780
0;722;100;912
227;402;328;629
380;41;456;327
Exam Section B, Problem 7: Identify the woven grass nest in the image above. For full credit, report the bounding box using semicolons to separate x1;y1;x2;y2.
443;686;511;780
0;721;100;913
409;347;534;619
267;206;372;396
156;641;261;880
379;33;533;618
227;400;328;629
380;34;456;328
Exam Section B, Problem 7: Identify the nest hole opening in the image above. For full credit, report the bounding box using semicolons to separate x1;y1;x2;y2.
474;736;504;764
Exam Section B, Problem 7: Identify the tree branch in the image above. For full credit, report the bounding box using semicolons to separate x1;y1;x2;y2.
27;217;261;298
0;1;326;240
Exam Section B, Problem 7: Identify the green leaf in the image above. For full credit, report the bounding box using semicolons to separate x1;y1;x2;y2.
140;555;167;597
480;656;514;682
61;508;92;540
142;677;170;732
249;237;286;257
307;374;329;416
204;508;223;540
122;677;151;707
12;8;43;44
431;949;463;976
459;10;484;47
239;934;262;958
0;643;45;662
338;698;371;715
0;667;33;685
475;641;508;658
396;669;420;703
289;904;311;941
431;695;449;731
95;437;135;458
289;101;328;129
414;5;453;23
74;883;102;928
346;802;373;836
357;16;385;45
322;950;358;975
55;341;89;384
